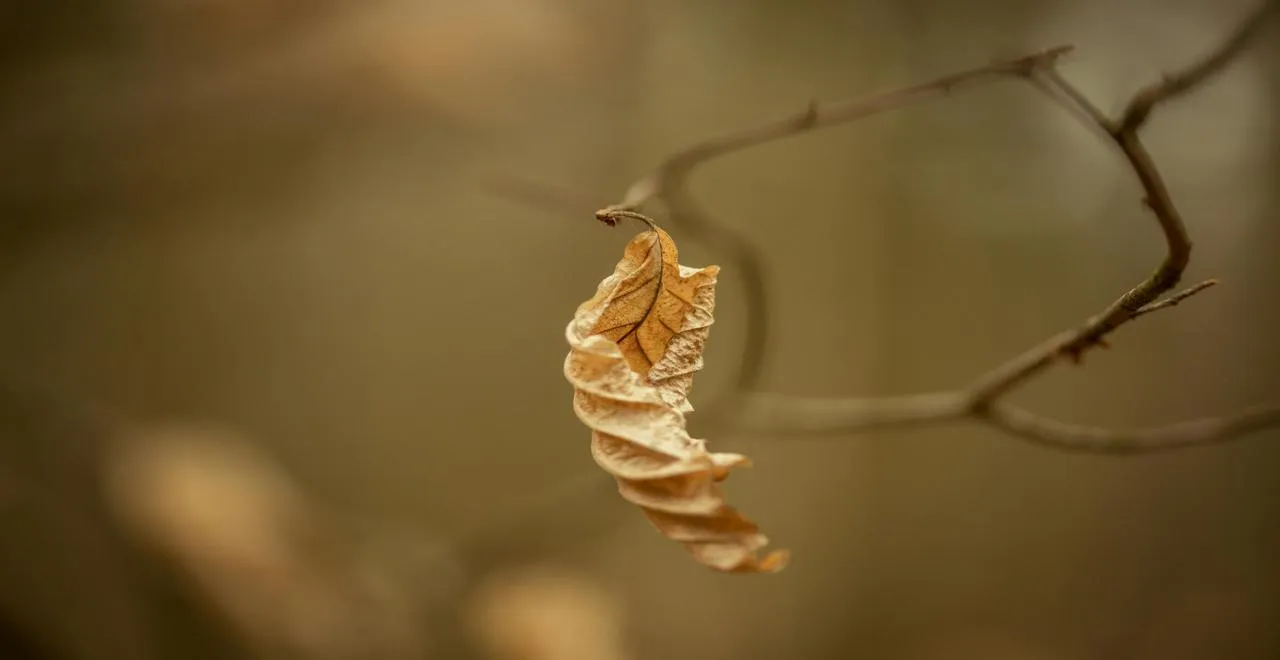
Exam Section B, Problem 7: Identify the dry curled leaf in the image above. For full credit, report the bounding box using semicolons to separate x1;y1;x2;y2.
564;218;787;574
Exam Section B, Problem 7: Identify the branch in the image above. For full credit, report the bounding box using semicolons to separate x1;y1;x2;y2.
610;45;1075;211
733;394;1280;454
736;391;969;435
982;401;1280;454
1117;0;1278;134
496;47;1073;408
773;3;1276;448
665;3;1276;451
500;3;1279;453
620;46;1074;413
965;62;1209;401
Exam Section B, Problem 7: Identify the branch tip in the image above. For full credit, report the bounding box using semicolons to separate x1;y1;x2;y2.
1132;279;1220;318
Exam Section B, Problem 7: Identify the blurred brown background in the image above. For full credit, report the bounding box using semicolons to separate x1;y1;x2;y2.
1;0;1278;659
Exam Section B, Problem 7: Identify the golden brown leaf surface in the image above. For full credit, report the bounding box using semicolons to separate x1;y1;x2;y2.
564;225;787;574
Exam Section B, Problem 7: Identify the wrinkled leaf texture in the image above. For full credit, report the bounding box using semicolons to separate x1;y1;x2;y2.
564;224;787;574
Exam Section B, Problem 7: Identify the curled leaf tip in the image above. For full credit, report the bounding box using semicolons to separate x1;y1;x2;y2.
564;223;786;574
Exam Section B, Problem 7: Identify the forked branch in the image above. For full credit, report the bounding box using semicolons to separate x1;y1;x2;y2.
503;2;1280;453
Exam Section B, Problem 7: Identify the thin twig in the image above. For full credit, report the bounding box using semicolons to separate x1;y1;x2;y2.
612;45;1074;211
733;395;1280;455
1117;0;1279;134
1131;279;1219;319
1031;68;1115;133
737;391;969;435
982;401;1280;454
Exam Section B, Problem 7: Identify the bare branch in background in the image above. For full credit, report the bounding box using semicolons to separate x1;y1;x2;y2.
503;2;1280;453
985;401;1280;455
609;45;1074;404
608;46;1075;212
1117;0;1278;133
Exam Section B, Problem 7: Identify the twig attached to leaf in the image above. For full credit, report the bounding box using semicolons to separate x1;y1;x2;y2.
515;2;1280;455
488;2;1280;577
563;210;787;574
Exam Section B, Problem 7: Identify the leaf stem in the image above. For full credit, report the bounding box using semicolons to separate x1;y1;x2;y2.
595;208;658;232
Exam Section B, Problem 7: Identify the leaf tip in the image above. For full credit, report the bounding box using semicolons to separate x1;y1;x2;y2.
748;549;791;574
